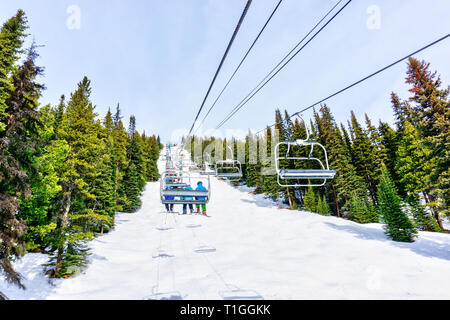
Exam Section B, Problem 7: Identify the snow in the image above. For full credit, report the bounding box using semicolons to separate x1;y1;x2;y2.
1;148;450;300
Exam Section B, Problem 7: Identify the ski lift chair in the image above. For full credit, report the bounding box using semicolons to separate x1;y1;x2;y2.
215;159;243;181
215;146;243;181
200;154;216;176
160;172;210;205
275;115;336;187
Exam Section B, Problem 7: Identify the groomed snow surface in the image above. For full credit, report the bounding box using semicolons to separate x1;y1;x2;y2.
1;150;450;300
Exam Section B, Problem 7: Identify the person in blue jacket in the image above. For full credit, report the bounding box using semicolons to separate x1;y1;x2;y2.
182;184;194;215
195;181;207;215
164;186;175;213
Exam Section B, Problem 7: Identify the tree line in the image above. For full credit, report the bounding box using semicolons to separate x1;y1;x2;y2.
189;56;449;242
0;10;162;289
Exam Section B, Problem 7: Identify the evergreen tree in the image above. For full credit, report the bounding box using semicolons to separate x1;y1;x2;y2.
84;110;116;234
378;121;405;196
316;195;331;216
395;120;440;229
111;118;129;212
53;95;65;132
315;106;366;216
18;105;62;252
0;43;43;288
348;111;381;205
405;57;449;222
121;117;147;212
0;10;28;133
112;103;123;127
303;186;317;213
245;130;260;188
406;197;441;232
348;193;378;224
377;167;417;242
52;76;105;277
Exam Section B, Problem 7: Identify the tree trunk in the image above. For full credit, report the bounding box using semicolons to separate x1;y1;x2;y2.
113;162;120;226
286;187;294;210
55;190;71;276
423;191;443;230
331;184;341;217
277;192;281;209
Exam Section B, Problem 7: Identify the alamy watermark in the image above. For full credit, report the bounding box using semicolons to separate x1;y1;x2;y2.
66;5;81;30
366;5;381;30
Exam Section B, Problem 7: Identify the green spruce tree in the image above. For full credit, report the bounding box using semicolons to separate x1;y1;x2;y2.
377;167;417;242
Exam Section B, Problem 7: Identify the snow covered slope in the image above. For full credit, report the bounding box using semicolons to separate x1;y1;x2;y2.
1;150;449;300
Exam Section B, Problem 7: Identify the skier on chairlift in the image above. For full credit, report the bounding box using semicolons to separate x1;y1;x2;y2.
195;181;207;216
182;184;194;215
164;186;175;213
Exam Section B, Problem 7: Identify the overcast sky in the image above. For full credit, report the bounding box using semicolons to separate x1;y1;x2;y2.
1;0;449;142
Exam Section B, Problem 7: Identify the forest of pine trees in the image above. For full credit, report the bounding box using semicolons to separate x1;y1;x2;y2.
188;56;449;242
0;11;162;288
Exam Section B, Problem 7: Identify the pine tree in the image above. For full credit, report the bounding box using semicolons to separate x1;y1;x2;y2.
365;114;388;181
316;195;331;216
18;105;63;252
143;134;160;182
112;103;123;127
348;193;378;224
111;118;129;212
303;186;317;213
378;121;405;196
0;10;28;133
314;105;367;217
0;43;43;288
395;120;438;226
121;117;147;212
52;76;105;277
84;110;116;234
245;130;260;188
377;167;417;242
349;111;381;206
405;57;449;222
406;197;441;232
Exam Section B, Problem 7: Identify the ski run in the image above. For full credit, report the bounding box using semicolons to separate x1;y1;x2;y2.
1;149;449;300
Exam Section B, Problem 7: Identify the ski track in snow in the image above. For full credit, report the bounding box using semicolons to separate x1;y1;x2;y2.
1;148;450;300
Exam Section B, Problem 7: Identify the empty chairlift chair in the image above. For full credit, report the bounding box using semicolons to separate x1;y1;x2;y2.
275;116;336;187
215;147;242;181
215;159;243;181
199;153;216;176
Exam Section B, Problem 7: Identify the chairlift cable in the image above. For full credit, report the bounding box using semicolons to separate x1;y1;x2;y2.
255;32;450;135
215;0;351;130
193;0;284;136
186;0;253;140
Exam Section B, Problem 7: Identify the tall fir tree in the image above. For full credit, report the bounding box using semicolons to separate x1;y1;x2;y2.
52;76;105;277
121;116;147;212
377;167;417;242
405;57;449;222
348;111;380;206
0;10;28;133
0;43;43;288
